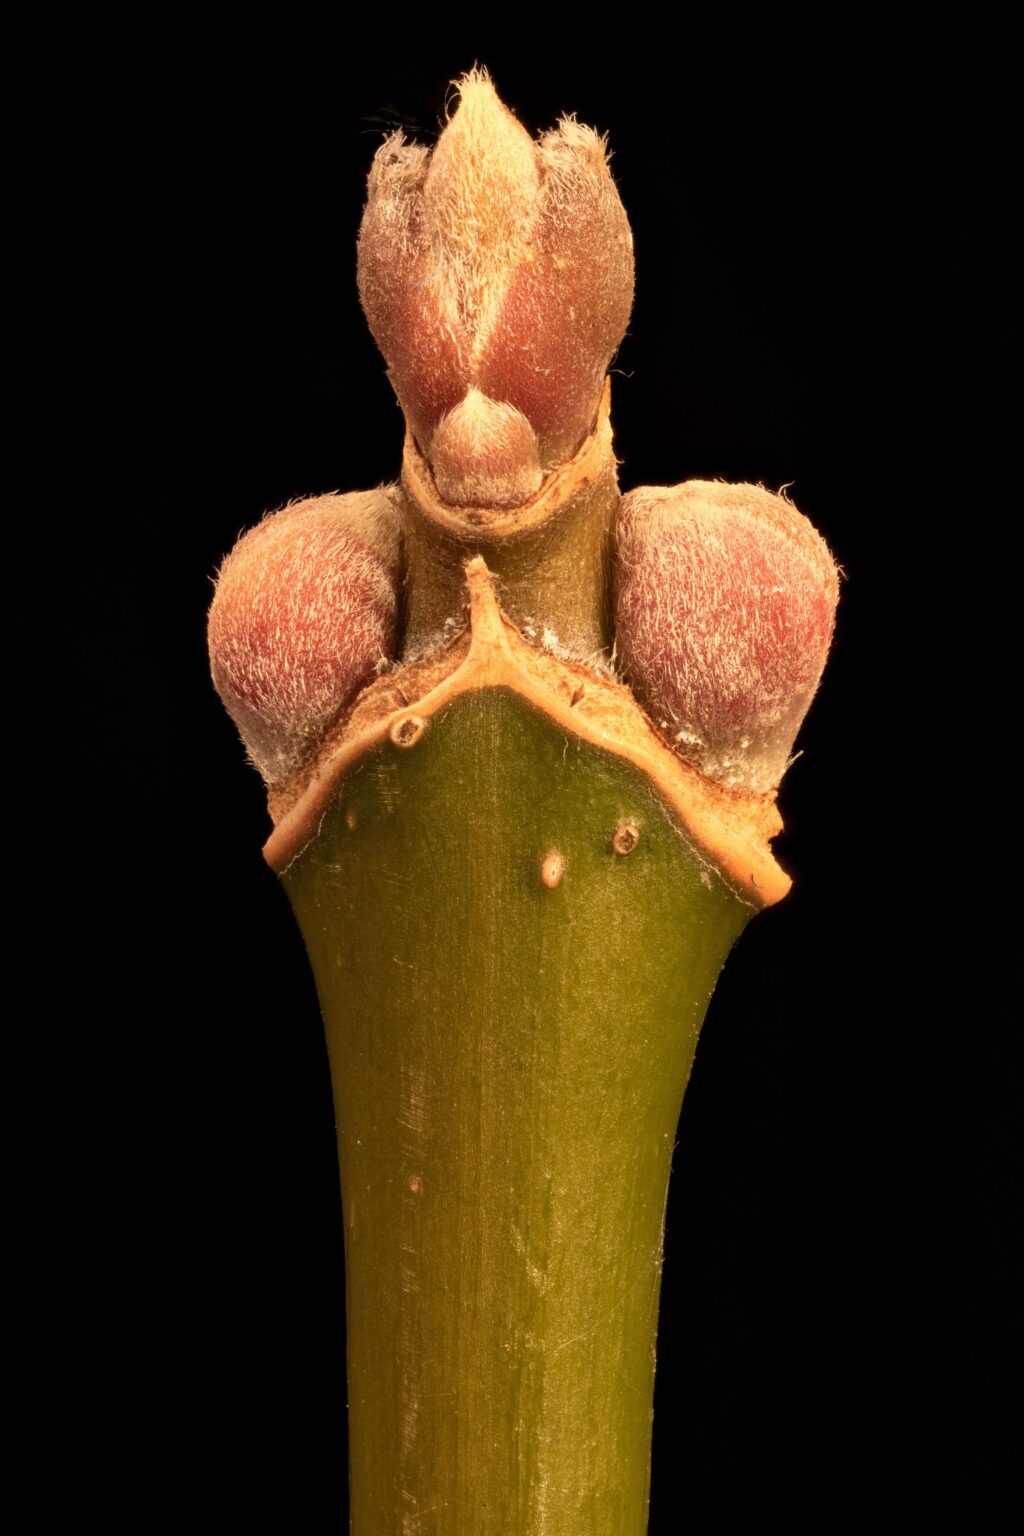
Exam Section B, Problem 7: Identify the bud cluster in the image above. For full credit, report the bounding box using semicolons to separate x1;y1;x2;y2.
357;69;634;507
209;75;839;806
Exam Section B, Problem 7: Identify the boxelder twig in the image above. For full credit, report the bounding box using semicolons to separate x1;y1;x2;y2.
209;68;837;1536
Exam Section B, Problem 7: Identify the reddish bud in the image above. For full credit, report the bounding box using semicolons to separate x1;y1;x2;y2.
430;389;542;508
614;482;839;793
208;491;400;784
357;69;633;503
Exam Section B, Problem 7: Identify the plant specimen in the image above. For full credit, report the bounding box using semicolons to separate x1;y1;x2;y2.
209;68;838;1536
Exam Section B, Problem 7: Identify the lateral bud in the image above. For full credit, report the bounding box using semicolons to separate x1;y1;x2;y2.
208;490;400;785
614;481;839;794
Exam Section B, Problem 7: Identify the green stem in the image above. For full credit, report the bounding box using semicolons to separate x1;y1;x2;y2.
396;398;619;665
284;688;749;1535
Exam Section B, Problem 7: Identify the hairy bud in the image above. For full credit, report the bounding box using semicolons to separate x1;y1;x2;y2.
615;482;839;793
208;491;400;785
430;389;542;508
357;69;633;504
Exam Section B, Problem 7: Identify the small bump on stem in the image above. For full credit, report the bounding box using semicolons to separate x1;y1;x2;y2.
612;821;640;856
541;852;565;889
390;715;427;748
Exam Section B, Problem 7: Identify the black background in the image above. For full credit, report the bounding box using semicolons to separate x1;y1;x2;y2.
12;22;1019;1532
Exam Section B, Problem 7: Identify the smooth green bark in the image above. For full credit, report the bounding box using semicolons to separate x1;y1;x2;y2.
397;459;620;664
284;687;750;1535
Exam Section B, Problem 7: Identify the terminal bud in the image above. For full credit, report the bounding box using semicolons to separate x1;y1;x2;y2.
357;69;633;505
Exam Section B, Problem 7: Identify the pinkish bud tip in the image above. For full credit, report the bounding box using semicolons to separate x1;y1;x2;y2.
357;69;634;506
614;482;839;793
208;491;400;785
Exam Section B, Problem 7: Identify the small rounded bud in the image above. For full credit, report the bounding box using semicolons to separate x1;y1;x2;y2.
208;491;400;785
614;482;839;793
430;389;542;508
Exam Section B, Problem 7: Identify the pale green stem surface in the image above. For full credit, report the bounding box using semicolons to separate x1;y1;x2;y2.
396;461;619;664
284;687;750;1535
